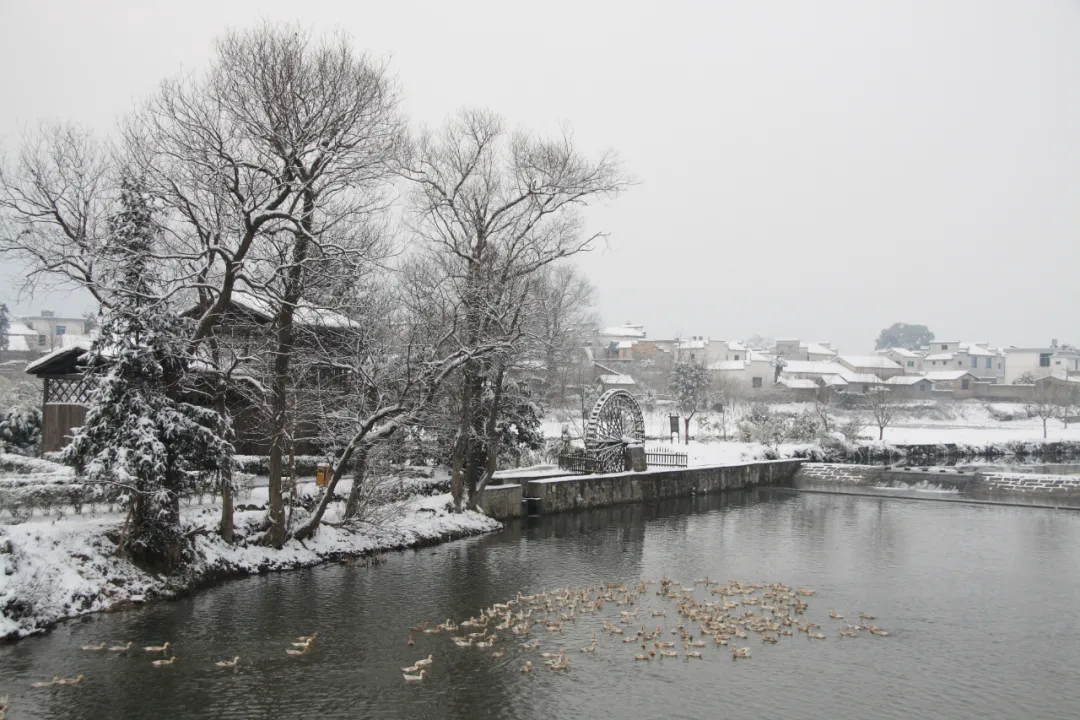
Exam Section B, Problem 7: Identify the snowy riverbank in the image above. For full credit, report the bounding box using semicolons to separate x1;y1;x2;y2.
0;486;499;641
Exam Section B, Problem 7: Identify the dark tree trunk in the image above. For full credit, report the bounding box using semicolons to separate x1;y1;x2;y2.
266;227;311;547
216;391;234;543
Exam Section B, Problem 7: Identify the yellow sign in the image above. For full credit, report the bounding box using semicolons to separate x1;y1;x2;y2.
316;465;332;487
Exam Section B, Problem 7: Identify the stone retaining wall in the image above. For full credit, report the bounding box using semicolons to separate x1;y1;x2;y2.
524;460;803;514
794;462;1080;505
477;483;522;520
979;472;1080;499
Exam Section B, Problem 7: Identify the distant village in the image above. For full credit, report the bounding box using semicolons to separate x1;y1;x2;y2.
589;322;1080;403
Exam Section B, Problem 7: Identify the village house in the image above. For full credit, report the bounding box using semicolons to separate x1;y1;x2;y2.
885;374;935;398
923;370;981;394
922;341;1005;382
16;310;93;353
1002;340;1080;384
774;339;838;362
594;323;646;363
709;350;775;392
24;294;357;455
878;347;922;374
836;355;905;380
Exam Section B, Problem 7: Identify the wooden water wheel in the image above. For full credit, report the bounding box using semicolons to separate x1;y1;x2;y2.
584;389;645;473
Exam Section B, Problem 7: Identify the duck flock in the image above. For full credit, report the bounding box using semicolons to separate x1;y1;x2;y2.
18;576;889;697
22;633;319;693
402;577;889;681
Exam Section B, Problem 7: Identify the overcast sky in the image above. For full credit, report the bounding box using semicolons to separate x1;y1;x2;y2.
1;0;1077;352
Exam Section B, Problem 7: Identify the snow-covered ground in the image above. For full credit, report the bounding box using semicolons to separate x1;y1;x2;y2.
0;477;499;640
544;400;1080;463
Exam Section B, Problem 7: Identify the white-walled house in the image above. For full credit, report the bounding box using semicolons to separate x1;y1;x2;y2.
878;347;922;374
710;351;776;392
922;342;1005;382
1003;342;1080;383
837;355;904;380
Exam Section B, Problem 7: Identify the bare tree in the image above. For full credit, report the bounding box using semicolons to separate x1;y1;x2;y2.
1027;380;1067;438
863;386;897;441
812;387;833;434
405;109;628;511
531;262;598;407
0;124;115;305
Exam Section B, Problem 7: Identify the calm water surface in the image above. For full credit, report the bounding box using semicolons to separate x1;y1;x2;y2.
2;490;1079;719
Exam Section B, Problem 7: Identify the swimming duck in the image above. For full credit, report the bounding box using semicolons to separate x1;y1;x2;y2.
407;635;415;647
143;642;172;654
215;657;240;668
829;611;844;620
108;642;134;652
520;661;533;673
731;645;751;659
151;657;177;667
54;674;86;685
31;677;60;688
492;648;505;658
80;642;106;651
402;669;427;682
633;653;650;661
414;655;434;668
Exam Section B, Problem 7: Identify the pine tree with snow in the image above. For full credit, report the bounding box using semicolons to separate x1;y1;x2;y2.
63;174;231;570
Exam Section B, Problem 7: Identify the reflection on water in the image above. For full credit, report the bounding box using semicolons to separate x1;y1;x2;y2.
2;491;1079;720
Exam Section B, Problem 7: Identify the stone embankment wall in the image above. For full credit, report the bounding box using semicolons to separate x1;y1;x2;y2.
793;463;1080;506
477;483;522;519
524;460;803;514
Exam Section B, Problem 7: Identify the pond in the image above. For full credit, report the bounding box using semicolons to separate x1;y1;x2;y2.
2;490;1079;719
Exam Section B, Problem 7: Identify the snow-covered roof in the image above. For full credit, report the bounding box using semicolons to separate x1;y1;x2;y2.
882;347;919;358
25;341;92;375
924;353;954;361
597;374;635;385
747;350;773;362
838;370;884;384
777;377;819;390
726;341;748;352
8;321;36;336
886;375;933;386
923;370;977;382
709;360;747;371
782;361;845;375
598;325;645;339
229;291;358;328
959;343;996;357
803;343;837;356
675;339;707;350
838;355;902;370
821;375;848;387
616;340;634;349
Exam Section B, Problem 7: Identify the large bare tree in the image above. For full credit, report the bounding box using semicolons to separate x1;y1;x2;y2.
123;26;405;547
405;109;628;510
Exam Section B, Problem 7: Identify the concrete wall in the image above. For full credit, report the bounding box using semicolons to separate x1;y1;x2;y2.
524;459;803;513
478;483;522;520
973;382;1034;401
